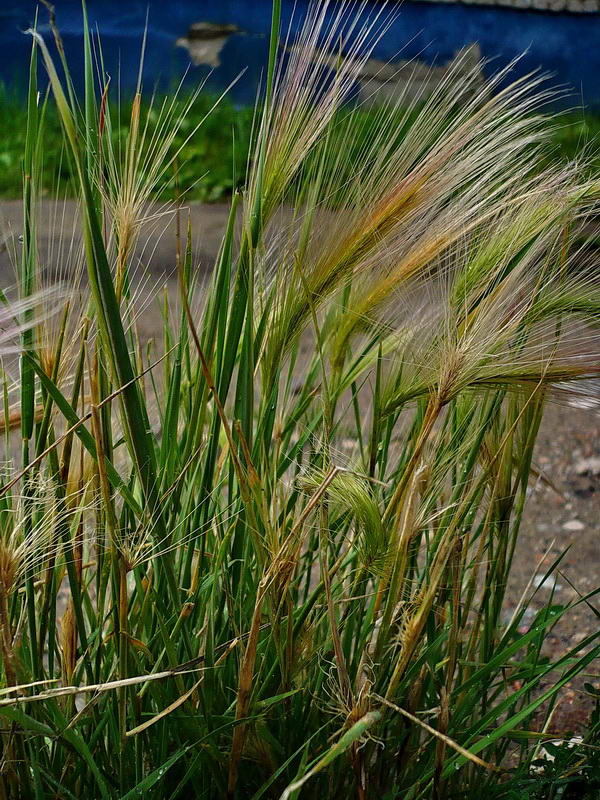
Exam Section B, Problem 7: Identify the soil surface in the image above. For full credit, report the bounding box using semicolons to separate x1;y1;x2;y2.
508;399;600;733
1;199;599;730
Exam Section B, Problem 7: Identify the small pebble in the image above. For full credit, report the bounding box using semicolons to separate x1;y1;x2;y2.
533;574;563;591
562;519;585;531
574;457;600;476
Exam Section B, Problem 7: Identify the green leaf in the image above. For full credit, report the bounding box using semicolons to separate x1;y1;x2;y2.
118;746;190;799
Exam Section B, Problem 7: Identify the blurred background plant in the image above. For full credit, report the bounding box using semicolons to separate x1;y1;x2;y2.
1;81;600;203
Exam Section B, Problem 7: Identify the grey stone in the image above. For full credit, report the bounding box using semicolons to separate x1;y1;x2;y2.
574;457;600;476
562;519;585;531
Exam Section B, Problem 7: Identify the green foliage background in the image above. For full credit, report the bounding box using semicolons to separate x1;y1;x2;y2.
1;82;599;202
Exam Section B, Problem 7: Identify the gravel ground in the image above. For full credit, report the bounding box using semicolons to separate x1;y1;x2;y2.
507;401;600;732
2;199;599;729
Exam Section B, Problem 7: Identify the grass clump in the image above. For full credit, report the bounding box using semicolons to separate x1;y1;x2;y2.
0;1;599;798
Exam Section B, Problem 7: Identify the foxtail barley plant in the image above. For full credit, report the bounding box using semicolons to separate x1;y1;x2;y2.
0;1;599;797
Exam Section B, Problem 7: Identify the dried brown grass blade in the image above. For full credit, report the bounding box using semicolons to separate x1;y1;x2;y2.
374;694;501;773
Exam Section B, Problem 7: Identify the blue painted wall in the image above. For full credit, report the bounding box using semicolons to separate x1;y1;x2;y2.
1;1;599;106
